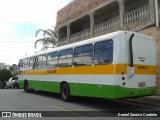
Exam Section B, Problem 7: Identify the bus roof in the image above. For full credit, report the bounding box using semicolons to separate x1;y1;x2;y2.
20;31;153;60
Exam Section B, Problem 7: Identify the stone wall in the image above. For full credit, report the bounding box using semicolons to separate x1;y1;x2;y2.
139;27;160;95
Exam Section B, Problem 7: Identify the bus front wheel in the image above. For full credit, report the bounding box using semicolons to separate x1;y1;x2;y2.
24;81;34;93
60;83;71;102
24;81;30;92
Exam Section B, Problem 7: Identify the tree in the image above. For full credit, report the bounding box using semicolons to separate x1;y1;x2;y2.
0;69;12;89
34;28;58;51
10;64;19;76
0;69;12;82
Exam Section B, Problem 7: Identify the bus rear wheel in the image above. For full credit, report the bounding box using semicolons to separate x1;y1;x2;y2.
60;83;71;102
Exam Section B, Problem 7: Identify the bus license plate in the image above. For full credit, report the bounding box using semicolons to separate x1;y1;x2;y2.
139;82;145;87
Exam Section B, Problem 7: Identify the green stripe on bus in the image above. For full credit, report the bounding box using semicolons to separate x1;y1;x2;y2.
18;80;156;99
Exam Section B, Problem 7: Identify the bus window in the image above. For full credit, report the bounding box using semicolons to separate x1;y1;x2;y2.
59;49;73;67
18;59;24;70
24;58;29;70
94;40;113;64
29;57;37;69
38;54;47;69
74;44;93;66
47;52;58;68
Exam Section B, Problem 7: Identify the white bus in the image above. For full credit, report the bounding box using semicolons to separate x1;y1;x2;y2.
18;31;157;101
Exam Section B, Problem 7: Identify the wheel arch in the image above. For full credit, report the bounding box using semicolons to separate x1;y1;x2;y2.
60;81;68;88
24;79;28;84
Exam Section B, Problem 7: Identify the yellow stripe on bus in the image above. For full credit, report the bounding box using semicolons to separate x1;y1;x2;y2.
20;65;114;75
115;64;157;75
134;64;157;75
19;64;156;75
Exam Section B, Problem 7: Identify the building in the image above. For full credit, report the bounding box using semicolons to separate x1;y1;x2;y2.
56;0;160;94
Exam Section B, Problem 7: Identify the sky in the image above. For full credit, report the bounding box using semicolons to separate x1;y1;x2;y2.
0;0;73;65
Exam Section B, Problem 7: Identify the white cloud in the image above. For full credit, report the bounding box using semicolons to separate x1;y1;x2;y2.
0;0;67;28
0;42;34;64
0;0;69;65
0;23;15;37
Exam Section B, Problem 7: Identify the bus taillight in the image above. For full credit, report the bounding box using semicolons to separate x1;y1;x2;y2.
121;71;124;75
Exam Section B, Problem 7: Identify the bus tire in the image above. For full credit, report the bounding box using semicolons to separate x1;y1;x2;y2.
24;81;34;93
24;81;29;92
60;83;71;102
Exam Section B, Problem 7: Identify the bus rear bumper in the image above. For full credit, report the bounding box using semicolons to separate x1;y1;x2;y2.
114;86;156;99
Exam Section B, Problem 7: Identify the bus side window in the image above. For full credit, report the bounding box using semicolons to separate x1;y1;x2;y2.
74;44;93;66
59;49;73;68
24;58;29;70
38;54;47;69
94;40;113;65
18;59;24;70
29;58;33;69
29;57;37;69
47;52;58;68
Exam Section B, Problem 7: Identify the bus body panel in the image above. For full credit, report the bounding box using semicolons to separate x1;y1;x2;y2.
18;31;157;99
114;32;156;98
18;65;116;98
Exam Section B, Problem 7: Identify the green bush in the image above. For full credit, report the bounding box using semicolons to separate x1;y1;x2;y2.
0;69;12;85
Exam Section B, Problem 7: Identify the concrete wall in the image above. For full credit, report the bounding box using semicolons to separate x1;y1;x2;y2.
57;0;112;27
56;0;150;28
